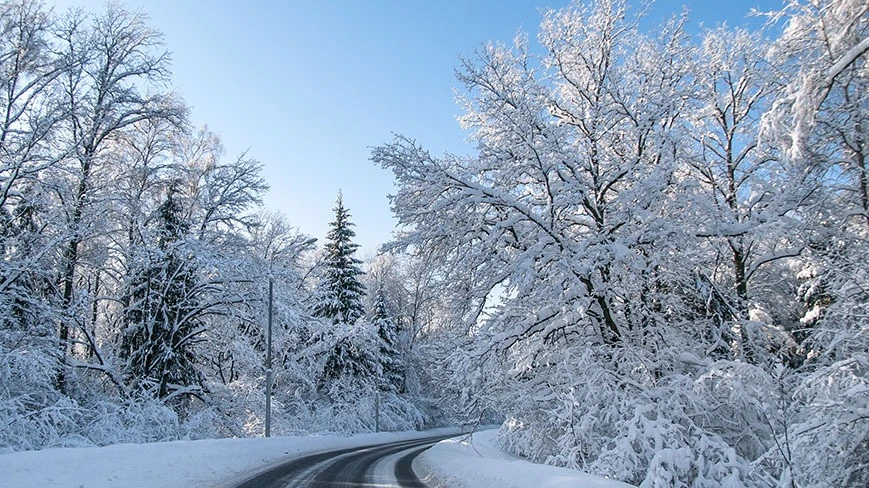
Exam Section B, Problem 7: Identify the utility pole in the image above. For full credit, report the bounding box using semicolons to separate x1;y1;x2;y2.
265;276;273;438
375;391;380;433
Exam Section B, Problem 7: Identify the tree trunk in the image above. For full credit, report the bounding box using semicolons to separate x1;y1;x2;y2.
56;156;91;392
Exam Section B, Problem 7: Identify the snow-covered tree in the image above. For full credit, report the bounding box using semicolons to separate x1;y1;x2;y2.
761;1;869;485
375;0;693;350
312;193;366;325
372;0;866;485
177;127;267;243
313;193;376;387
371;287;405;393
681;26;807;365
120;186;203;400
0;0;63;403
0;0;360;449
52;3;185;391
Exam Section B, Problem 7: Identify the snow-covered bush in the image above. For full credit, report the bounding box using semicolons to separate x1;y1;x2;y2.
0;338;77;451
82;399;180;445
494;347;762;487
179;406;230;440
782;357;869;487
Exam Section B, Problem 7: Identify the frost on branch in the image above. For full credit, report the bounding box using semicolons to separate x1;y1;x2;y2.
373;0;867;486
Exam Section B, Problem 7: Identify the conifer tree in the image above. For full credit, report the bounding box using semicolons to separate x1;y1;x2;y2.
313;193;366;324
372;288;405;393
313;193;376;385
120;187;203;399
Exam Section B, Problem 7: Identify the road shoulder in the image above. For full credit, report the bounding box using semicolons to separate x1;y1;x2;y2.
413;429;637;488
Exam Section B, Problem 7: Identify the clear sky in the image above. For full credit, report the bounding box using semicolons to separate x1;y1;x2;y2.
53;0;783;255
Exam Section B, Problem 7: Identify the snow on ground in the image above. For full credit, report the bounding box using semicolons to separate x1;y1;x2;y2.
0;427;459;488
1;426;635;488
415;428;636;488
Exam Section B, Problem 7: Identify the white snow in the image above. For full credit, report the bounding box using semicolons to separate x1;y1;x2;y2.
0;428;459;488
415;428;636;488
0;426;637;488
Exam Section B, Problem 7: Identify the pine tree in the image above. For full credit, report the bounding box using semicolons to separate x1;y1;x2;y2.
120;187;203;399
372;288;405;393
313;193;366;324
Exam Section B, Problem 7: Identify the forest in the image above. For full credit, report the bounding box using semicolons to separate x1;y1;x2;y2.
1;1;867;487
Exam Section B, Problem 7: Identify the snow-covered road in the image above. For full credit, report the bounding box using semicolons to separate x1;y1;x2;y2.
232;434;454;487
0;427;635;487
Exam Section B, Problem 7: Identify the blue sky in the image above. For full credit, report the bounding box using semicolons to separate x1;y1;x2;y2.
56;0;782;255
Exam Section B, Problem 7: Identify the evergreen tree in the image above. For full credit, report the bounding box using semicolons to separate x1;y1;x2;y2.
313;193;366;324
313;193;375;385
320;329;381;386
372;288;405;393
120;187;203;399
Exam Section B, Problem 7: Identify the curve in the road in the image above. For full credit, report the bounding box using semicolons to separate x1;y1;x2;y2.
233;434;454;488
309;436;439;487
233;445;361;488
394;445;434;488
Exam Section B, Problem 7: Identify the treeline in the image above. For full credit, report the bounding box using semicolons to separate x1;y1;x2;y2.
373;0;868;486
0;1;431;450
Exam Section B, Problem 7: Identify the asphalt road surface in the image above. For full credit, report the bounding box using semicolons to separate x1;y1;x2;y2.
233;434;456;488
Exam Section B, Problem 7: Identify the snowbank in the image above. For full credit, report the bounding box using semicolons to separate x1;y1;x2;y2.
415;429;636;488
0;427;459;488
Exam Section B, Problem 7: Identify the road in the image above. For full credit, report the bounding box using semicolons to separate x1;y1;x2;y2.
233;434;455;488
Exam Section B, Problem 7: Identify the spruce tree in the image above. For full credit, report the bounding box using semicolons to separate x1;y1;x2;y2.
121;187;203;399
314;193;375;384
313;193;366;324
372;288;405;393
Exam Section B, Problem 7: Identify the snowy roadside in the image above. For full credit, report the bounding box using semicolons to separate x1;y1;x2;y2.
0;427;459;488
415;428;636;488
